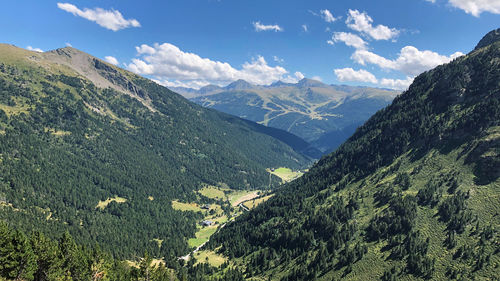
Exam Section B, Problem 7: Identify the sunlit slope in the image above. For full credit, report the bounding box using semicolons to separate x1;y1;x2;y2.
209;29;500;280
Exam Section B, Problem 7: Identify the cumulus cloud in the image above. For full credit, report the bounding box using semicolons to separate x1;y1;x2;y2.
448;0;500;16
104;56;119;65
425;0;500;16
273;56;284;63
346;9;399;40
65;42;72;47
329;32;368;50
334;67;414;90
27;46;43;52
253;21;283;32
127;43;302;88
294;72;305;80
352;46;464;76
152;78;211;90
334;68;378;83
321;9;338;23
57;2;140;31
380;77;414;90
302;24;308;32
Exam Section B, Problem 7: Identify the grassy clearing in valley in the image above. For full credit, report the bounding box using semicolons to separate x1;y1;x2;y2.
197;186;227;200
229;190;261;206
0;103;31;117
188;226;218;248
44;127;71;136
268;167;303;183
242;194;274;210
194;250;227;267
152;238;163;248
95;196;127;210
171;201;202;212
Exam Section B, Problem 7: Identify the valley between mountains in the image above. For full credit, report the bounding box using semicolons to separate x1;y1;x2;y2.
0;28;499;281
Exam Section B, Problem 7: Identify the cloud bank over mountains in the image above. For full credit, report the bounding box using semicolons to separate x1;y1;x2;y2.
127;43;303;89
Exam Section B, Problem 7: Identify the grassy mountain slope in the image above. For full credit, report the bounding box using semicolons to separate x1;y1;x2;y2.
184;80;398;153
208;30;500;280
0;44;311;259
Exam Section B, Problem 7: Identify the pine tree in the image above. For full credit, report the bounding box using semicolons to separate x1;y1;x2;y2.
0;223;37;281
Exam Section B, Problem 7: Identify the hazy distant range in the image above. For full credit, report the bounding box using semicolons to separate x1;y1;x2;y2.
172;78;399;154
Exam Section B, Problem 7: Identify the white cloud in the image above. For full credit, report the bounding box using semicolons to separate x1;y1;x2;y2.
311;76;322;82
273;56;284;63
26;46;43;52
152;78;211;90
302;24;308;32
334;68;378;83
380;77;414;90
321;9;338;23
127;43;302;87
294;72;305;80
57;2;140;31
425;0;436;3
330;32;368;50
352;46;463;76
65;42;72;47
104;56;119;65
448;0;500;16
253;21;283;32
346;9;399;40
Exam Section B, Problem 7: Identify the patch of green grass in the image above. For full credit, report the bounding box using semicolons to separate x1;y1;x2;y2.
229;190;261;206
0;104;31;117
44;127;71;136
197;186;227;200
194;250;227;267
188;226;218;248
171;201;202;212
95;196;127;210
242;194;274;209
152;238;163;248
268;167;304;183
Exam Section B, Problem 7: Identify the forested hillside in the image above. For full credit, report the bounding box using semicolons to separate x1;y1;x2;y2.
0;222;247;281
0;44;311;260
209;29;500;280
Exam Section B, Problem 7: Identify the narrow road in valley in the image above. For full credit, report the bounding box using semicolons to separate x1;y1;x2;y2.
179;223;226;261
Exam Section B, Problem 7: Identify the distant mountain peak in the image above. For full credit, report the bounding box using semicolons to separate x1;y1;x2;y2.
199;84;222;91
474;28;500;50
46;46;86;58
42;45;157;112
297;78;325;88
225;79;255;90
269;80;292;87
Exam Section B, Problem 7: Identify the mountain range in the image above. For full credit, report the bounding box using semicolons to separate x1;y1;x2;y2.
172;79;399;153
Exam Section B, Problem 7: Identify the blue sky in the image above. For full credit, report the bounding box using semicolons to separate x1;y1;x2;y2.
1;0;499;90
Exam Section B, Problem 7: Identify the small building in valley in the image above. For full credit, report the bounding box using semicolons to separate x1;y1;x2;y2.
201;220;214;227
